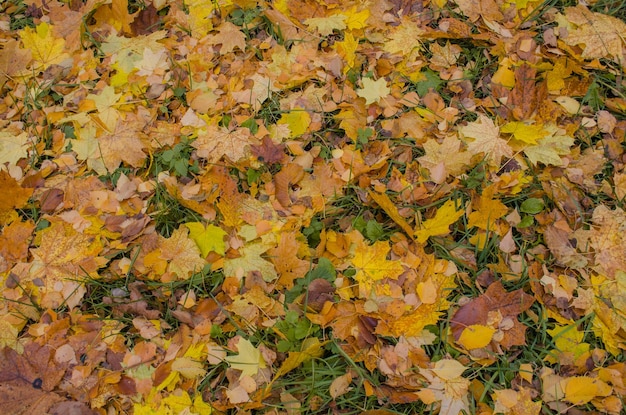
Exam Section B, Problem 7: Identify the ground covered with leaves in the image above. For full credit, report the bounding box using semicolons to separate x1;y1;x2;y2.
1;0;626;413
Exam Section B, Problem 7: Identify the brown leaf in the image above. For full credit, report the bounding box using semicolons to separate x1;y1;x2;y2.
130;4;161;35
0;344;67;392
450;281;534;349
0;380;65;415
509;64;540;121
274;163;305;209
39;188;64;214
306;278;335;312
251;136;288;164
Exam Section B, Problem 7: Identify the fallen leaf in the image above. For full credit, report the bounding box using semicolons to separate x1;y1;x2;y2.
414;200;464;243
460;114;513;168
357;77;391;105
225;337;267;379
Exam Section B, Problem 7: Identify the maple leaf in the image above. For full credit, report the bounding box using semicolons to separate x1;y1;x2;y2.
268;232;310;289
272;338;325;380
145;226;206;281
334;31;358;70
467;187;509;231
28;221;107;309
0;219;35;266
357;77;391;105
19;22;69;71
208;21;247;54
523;125;575;166
492;388;542;415
92;0;137;35
460;114;513;168
192;125;252;164
344;6;369;30
0;39;31;83
0;130;30;166
224;241;278;282
87;85;122;131
277;109;312;138
418;359;471;415
545;323;590;365
563;5;626;65
384;19;423;56
453;0;503;22
501;121;547;145
414;200;464;243
368;190;414;238
0;171;33;225
351;240;404;292
225;337;266;379
184;222;227;257
304;14;347;36
417;135;472;178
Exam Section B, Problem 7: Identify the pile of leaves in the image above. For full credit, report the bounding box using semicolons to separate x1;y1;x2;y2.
1;0;626;413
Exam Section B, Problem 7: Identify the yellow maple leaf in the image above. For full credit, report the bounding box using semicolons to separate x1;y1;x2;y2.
501;121;547;145
357;77;391;105
184;222;227;257
368;190;414;238
225;337;267;378
492;57;516;88
384;19;423;56
546;323;590;364
29;221;106;309
414;200;464;243
0;130;30;166
344;6;369;30
20;22;68;71
208;21;247;54
523;125;574;166
304;14;347;36
223;240;278;282
272;338;325;381
92;0;137;35
277;109;312;138
351;240;404;290
467;187;509;231
192;125;252;163
171;356;207;379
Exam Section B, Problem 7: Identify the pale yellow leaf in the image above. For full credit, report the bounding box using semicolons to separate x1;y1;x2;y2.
357;77;390;105
225;337;267;378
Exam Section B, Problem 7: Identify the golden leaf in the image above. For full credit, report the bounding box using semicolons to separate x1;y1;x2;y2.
414;200;464;243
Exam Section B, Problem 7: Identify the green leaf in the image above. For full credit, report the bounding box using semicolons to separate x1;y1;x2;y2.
365;220;384;241
520;198;544;214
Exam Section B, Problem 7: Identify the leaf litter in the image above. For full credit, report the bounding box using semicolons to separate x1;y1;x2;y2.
0;0;626;413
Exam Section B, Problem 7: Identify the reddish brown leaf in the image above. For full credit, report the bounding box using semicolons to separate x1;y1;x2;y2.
251;136;288;164
451;281;534;349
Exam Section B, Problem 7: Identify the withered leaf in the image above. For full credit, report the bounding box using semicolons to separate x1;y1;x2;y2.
451;281;534;349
